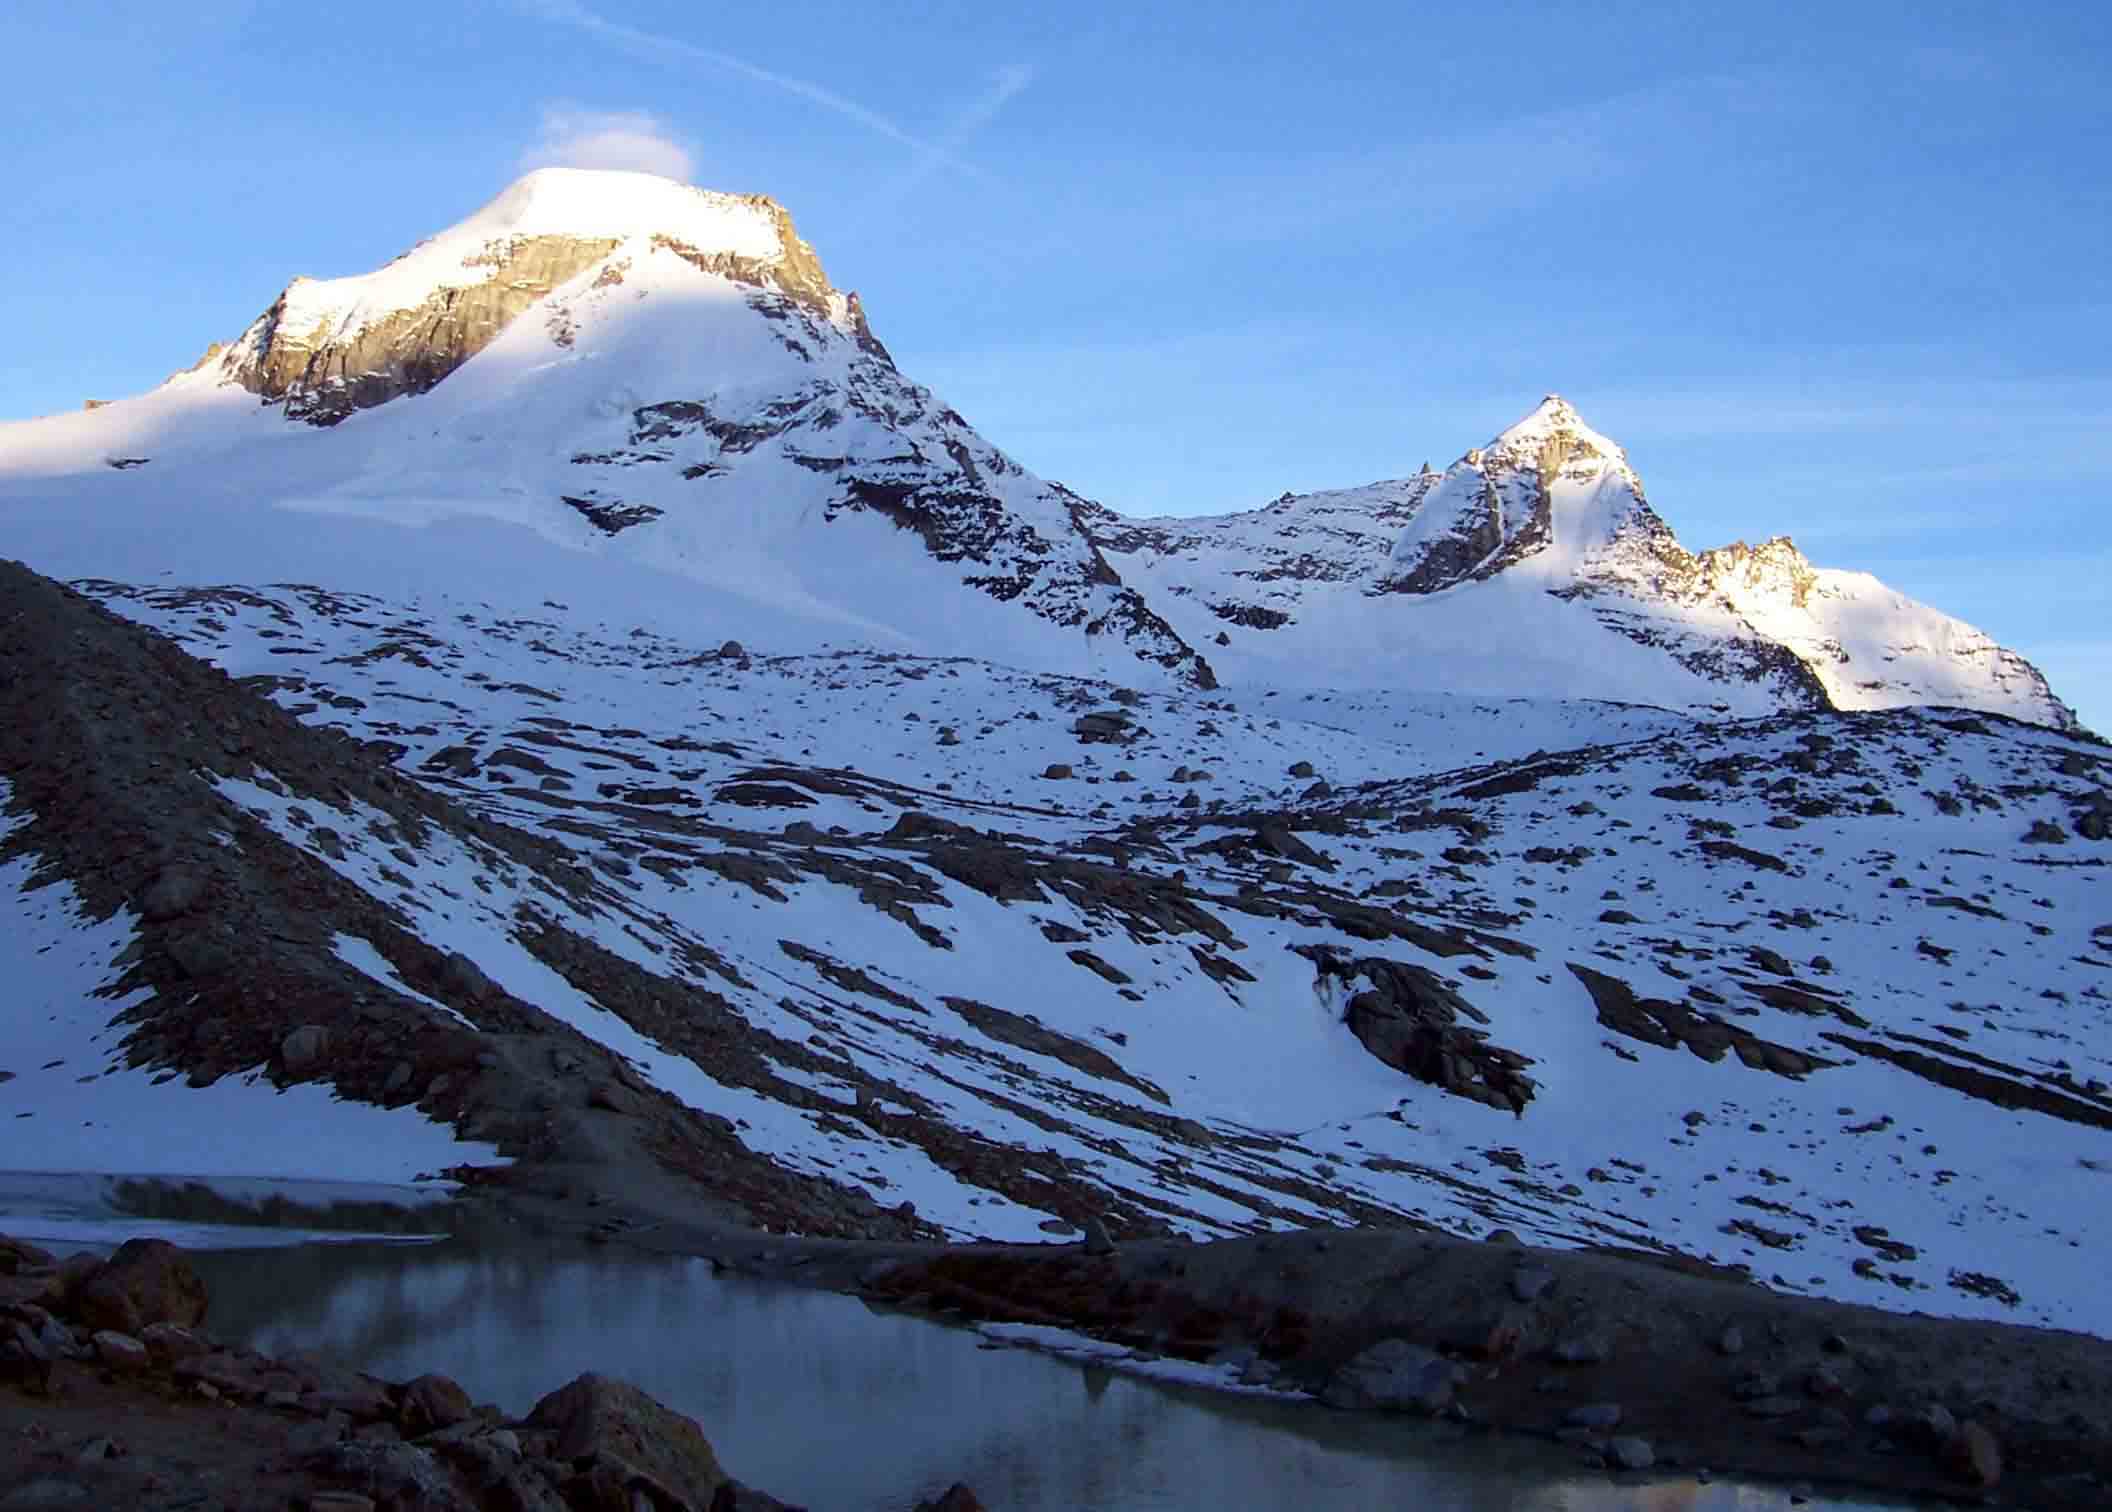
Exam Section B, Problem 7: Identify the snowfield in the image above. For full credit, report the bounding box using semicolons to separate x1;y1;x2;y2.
34;581;2109;1339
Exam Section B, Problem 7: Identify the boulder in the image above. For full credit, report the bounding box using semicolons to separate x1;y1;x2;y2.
528;1372;726;1505
132;1321;205;1366
136;864;207;922
1947;1420;2002;1488
399;1372;474;1435
0;1319;54;1392
1318;1339;1458;1414
73;1239;207;1333
0;1237;56;1275
281;1024;331;1075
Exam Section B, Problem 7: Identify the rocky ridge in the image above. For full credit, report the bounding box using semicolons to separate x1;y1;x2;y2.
1092;396;2076;728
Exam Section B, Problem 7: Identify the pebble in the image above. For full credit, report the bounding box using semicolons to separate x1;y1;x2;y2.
1744;1395;1804;1419
1606;1436;1655;1471
1564;1403;1624;1431
1550;1329;1612;1365
1716;1324;1744;1356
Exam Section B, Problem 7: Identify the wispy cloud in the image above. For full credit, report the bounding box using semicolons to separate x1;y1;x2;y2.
520;105;694;181
510;0;950;160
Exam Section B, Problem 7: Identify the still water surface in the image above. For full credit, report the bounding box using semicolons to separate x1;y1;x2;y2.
185;1237;1908;1512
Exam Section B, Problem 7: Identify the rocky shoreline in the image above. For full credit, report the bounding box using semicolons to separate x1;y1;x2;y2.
0;1232;980;1512
501;1173;2112;1512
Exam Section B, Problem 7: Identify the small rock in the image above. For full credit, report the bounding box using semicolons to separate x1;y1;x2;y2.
1606;1436;1655;1471
72;1438;119;1465
1511;1265;1556;1303
1716;1324;1745;1356
1744;1395;1804;1419
90;1329;149;1373
912;1486;986;1512
0;1481;91;1510
1564;1403;1623;1431
286;1416;348;1456
1916;1402;1960;1447
587;1081;642;1116
1319;1339;1459;1414
1550;1328;1612;1365
1805;1364;1844;1398
1731;1370;1780;1402
1041;763;1074;780
305;1495;378;1512
1081;1215;1115;1256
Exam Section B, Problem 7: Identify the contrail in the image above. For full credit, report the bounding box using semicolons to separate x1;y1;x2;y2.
512;0;946;159
892;63;1037;195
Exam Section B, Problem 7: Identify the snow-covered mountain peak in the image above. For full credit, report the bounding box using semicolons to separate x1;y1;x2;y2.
1378;394;1655;596
205;167;858;426
448;166;791;246
1486;393;1618;457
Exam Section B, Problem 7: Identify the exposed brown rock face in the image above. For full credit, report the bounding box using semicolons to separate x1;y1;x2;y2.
221;195;860;427
226;235;621;424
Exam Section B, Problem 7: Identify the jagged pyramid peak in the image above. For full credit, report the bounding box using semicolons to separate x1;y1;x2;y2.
1485;392;1625;464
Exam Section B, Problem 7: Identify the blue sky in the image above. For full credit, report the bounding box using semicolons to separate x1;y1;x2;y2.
8;1;2108;729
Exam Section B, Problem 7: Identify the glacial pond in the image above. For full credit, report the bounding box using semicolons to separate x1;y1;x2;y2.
0;1172;1907;1510
177;1235;1911;1512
